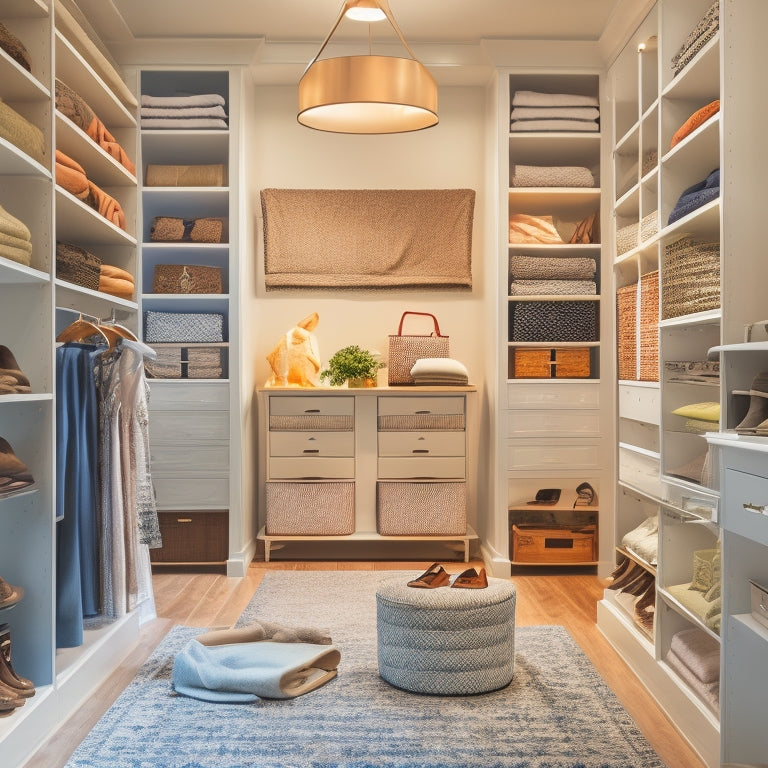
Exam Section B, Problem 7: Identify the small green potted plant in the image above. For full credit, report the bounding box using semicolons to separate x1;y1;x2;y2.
320;345;384;388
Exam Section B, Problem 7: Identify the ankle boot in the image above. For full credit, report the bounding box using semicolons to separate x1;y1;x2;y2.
0;638;34;695
735;372;768;432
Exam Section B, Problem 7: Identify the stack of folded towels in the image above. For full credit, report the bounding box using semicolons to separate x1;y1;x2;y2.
0;96;45;165
509;253;597;297
55;149;127;230
510;90;600;132
0;204;32;267
665;627;720;715
409;358;469;386
140;94;228;130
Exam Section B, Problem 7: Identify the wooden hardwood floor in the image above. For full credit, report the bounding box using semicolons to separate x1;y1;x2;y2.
25;560;707;768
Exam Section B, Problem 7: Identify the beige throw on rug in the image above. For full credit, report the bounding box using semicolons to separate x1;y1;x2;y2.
261;188;475;289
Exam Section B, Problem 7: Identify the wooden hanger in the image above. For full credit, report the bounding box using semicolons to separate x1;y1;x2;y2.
100;311;138;342
56;316;112;346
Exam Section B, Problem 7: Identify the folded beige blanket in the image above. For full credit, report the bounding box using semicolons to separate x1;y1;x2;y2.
141;94;225;108
0;98;45;164
145;164;226;187
512;90;600;108
140;105;228;119
0;203;31;241
140;117;228;130
0;242;32;267
509;214;563;244
510;119;599;132
511;165;595;188
261;188;474;289
670;627;720;684
510;106;600;121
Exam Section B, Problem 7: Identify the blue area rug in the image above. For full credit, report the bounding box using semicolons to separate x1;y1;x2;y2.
65;570;666;768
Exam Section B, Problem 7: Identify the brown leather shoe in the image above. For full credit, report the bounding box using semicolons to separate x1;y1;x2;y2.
407;563;450;589
451;567;488;589
0;642;34;696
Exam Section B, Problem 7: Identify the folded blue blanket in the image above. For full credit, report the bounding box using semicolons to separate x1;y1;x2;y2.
172;639;341;703
668;169;719;224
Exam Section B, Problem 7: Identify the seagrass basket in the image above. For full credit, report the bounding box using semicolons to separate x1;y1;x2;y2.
662;236;720;320
639;271;659;382
616;282;637;381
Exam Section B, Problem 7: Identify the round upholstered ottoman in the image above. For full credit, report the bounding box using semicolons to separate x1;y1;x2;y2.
376;576;516;695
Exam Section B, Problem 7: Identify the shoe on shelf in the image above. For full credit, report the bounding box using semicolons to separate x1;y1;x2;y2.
451;567;488;589
407;563;450;589
735;371;768;432
0;346;31;395
0;577;24;610
0;639;34;696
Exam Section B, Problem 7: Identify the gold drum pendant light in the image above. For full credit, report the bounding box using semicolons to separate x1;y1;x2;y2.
298;0;438;134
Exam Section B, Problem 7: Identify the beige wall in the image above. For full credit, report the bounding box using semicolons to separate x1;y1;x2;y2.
242;83;494;536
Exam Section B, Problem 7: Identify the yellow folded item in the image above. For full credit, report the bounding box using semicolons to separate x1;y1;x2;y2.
671;401;720;422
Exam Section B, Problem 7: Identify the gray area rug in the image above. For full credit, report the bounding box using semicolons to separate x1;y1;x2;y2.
65;570;666;768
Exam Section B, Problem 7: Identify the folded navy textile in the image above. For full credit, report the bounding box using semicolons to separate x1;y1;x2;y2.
668;169;719;224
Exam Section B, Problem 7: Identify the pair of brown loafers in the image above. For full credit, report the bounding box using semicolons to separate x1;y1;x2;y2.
0;346;31;395
0;625;35;716
0;437;35;497
407;562;489;589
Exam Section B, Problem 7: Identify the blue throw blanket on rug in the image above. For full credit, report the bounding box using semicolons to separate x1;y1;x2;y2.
668;168;719;224
172;639;341;703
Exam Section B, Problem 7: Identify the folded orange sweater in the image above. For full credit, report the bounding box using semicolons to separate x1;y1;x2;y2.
670;100;720;149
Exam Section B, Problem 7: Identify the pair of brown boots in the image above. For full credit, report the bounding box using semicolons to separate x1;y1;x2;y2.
0;625;36;717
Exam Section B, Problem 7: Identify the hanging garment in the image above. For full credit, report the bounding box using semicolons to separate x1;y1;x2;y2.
55;343;103;648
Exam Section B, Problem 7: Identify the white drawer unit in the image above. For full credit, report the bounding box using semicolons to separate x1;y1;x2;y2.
153;476;230;509
507;438;601;471
150;410;230;443
258;387;477;561
506;381;600;409
506;408;600;438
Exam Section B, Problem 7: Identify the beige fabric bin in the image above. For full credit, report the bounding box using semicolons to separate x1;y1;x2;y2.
265;481;354;535
376;481;466;535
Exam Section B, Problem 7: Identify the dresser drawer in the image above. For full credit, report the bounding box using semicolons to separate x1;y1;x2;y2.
724;468;768;546
378;431;465;457
153;476;229;508
506;409;600;438
269;431;354;458
150;410;229;442
269;456;354;479
149;381;229;410
506;439;601;471
269;395;354;416
618;383;660;425
378;396;464;416
149;510;228;564
378;456;465;479
150;443;229;474
506;382;599;409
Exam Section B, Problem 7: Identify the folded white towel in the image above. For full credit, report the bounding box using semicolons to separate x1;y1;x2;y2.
512;90;599;108
510;119;599;132
141;93;225;108
511;106;600;121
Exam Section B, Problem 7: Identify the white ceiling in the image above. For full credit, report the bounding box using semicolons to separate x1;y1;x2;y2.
78;0;621;46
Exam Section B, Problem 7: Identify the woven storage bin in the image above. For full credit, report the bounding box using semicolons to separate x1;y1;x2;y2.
145;164;226;187
150;216;225;243
639;271;659;381
153;264;223;294
55;242;102;290
512;525;597;564
511;301;598;342
639;210;658;241
376;481;466;536
265;481;355;535
512;348;591;378
144;310;224;343
269;414;353;431
615;220;639;256
662;236;720;319
617;283;638;380
144;345;225;379
187;346;224;379
377;413;465;431
149;510;228;564
145;345;183;379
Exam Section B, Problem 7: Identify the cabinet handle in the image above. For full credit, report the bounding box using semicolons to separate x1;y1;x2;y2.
412;449;430;454
303;449;320;454
304;408;321;413
176;518;193;523
415;410;431;414
743;502;767;514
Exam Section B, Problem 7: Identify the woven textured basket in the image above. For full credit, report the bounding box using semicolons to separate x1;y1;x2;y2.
265;481;354;535
144;310;224;343
511;301;598;342
269;414;353;432
639;271;659;382
616;283;638;380
639;210;658;241
512;348;590;378
376;481;466;536
377;413;465;431
150;216;224;243
662;236;720;320
388;312;449;385
55;242;102;291
153;264;223;294
145;164;225;187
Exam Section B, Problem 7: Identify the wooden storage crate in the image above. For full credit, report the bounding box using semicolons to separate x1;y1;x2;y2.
511;347;591;378
511;524;597;564
149;510;228;565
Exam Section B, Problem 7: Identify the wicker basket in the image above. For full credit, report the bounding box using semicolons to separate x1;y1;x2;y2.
265;481;355;536
615;220;639;256
662;236;720;320
153;264;223;294
55;242;102;291
616;283;637;380
376;481;466;536
512;347;591;378
639;271;659;382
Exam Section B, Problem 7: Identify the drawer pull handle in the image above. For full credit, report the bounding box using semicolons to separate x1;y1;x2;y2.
177;518;193;523
743;502;766;513
412;449;430;454
415;410;431;414
304;408;321;413
303;449;320;454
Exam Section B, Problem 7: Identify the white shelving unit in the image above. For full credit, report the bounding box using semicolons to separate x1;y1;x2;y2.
496;70;613;574
600;1;768;765
0;3;141;765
